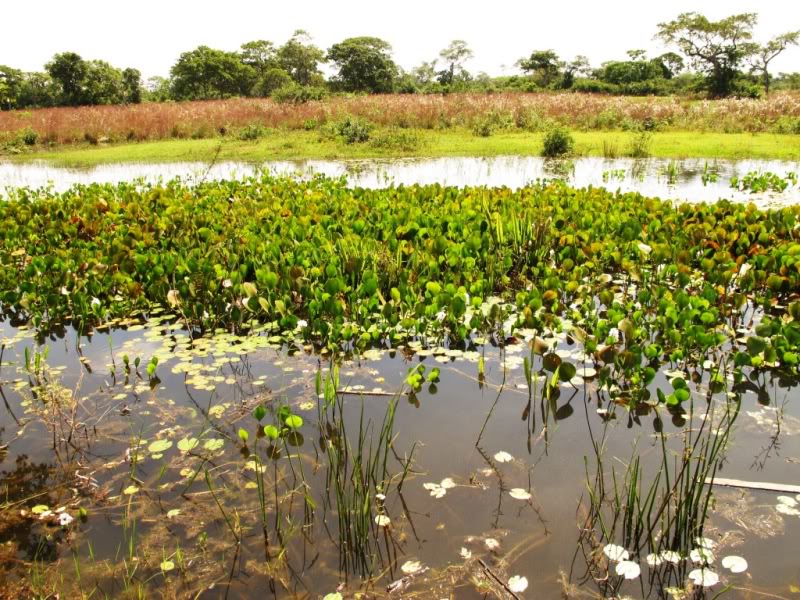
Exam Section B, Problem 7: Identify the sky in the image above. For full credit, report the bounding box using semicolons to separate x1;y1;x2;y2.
2;0;800;80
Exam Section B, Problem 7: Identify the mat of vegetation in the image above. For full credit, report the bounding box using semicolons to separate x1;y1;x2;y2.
2;175;800;389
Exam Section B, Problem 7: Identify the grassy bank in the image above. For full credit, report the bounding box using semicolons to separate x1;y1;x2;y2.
7;128;800;167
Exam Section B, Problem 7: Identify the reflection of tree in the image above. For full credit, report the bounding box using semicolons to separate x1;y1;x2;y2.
0;455;60;563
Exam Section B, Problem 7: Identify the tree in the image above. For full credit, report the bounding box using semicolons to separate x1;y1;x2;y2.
411;61;438;85
0;65;23;110
750;31;800;93
277;30;326;86
16;72;59;108
562;55;592;87
656;12;758;97
240;40;277;79
81;60;125;105
516;50;562;87
146;76;173;102
255;68;293;96
657;52;685;78
46;52;89;105
327;37;397;93
170;46;256;100
121;68;142;103
438;40;473;85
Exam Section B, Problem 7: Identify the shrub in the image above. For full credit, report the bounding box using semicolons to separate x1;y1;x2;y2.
370;127;424;151
628;131;652;158
18;128;38;146
542;127;574;157
332;115;373;144
271;83;328;105
472;118;494;137
238;123;268;141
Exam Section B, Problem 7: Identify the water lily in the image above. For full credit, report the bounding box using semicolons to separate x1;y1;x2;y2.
721;555;748;573
615;560;641;579
688;568;719;587
603;544;629;562
508;575;529;592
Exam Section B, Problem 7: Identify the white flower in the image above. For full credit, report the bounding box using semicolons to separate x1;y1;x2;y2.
688;568;719;587
440;478;456;489
603;544;630;562
424;483;446;498
436;310;446;322
297;319;308;329
660;550;682;564
375;493;386;501
91;297;101;307
402;560;423;574
615;560;641;579
485;538;500;550
58;513;74;527
460;547;472;559
374;515;390;527
222;279;233;288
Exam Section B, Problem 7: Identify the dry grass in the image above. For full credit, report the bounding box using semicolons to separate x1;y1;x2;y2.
2;92;800;146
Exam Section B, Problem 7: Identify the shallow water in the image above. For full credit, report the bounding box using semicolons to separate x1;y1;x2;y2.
1;311;798;599
2;156;800;206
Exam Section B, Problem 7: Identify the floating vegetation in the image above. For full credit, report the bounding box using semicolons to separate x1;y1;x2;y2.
730;170;797;193
1;174;800;598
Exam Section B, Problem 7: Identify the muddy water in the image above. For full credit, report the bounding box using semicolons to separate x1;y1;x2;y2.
0;314;798;599
1;157;799;206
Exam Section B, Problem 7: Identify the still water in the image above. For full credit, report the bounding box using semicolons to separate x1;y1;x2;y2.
2;156;800;205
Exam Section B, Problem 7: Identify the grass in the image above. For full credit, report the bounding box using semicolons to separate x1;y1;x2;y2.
8;128;800;166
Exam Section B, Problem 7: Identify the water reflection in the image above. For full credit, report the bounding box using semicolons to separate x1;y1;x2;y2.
2;156;800;205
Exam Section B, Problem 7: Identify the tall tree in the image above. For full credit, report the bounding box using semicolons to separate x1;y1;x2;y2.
277;30;326;86
240;40;277;79
0;65;23;110
749;31;800;94
46;52;89;105
656;12;758;97
170;46;256;100
516;50;562;87
327;37;397;93
121;68;142;103
438;40;473;85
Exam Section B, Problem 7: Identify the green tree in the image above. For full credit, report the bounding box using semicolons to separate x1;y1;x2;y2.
255;67;293;96
277;30;326;86
0;65;23;110
749;31;800;94
516;50;562;87
82;60;124;105
16;72;59;108
170;46;256;100
240;40;278;79
327;36;397;93
46;52;89;105
438;40;473;85
121;68;142;103
656;12;758;97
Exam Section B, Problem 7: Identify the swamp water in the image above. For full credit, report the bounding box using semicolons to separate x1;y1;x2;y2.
1;157;800;206
0;309;798;599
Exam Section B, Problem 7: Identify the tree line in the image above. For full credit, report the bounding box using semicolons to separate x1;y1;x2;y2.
1;12;798;111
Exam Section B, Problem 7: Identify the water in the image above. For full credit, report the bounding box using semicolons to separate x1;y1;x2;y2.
1;313;798;598
2;157;800;206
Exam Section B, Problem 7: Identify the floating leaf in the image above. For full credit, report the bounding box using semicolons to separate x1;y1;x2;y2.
402;560;423;575
509;488;531;500
494;451;513;463
160;560;175;572
688;568;719;587
615;560;641;580
374;515;390;527
123;485;139;495
177;437;198;453
148;439;172;454
508;575;529;592
166;509;181;518
721;555;748;573
603;544;629;562
284;414;303;429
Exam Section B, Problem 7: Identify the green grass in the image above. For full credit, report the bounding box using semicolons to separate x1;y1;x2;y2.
8;128;800;167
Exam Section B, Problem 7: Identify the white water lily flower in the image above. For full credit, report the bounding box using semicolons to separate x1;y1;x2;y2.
721;555;748;573
58;513;74;527
603;544;630;562
690;548;715;564
374;515;390;527
494;451;513;463
509;488;532;500
615;560;641;580
485;538;500;550
402;560;423;574
646;553;663;567
460;547;472;559
688;568;719;587
660;550;682;564
507;575;529;592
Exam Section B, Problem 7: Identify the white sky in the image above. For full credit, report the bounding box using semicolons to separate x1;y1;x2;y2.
2;0;799;79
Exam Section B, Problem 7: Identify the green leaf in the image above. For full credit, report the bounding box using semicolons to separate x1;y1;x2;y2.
284;414;303;430
238;428;249;443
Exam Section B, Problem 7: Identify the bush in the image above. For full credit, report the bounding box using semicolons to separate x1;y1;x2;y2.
571;79;620;94
369;127;424;151
271;83;328;104
238;123;268;141
331;116;373;144
542;127;574;157
627;131;652;158
18;128;38;146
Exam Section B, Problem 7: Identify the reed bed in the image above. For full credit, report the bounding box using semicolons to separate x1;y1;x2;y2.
1;92;799;146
